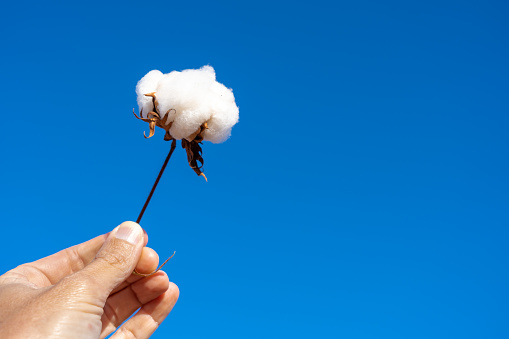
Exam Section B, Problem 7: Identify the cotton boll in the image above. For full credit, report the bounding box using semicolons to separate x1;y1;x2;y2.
136;70;164;118
135;65;238;143
134;65;239;180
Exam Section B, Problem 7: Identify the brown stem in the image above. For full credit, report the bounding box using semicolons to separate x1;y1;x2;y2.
133;251;176;277
137;139;177;224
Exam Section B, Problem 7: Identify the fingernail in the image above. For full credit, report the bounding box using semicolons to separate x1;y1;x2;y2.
115;222;142;245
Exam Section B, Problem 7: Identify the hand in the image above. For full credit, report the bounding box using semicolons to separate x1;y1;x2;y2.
0;221;179;338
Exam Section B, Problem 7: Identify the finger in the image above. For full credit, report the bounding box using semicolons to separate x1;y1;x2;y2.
100;271;170;338
21;226;150;286
111;283;179;339
135;247;159;274
75;221;145;302
110;247;159;295
19;233;108;286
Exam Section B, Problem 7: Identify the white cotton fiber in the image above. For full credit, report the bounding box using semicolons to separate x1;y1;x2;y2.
136;70;164;118
135;66;239;143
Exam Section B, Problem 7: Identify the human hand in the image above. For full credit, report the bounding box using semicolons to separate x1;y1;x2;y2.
0;221;179;338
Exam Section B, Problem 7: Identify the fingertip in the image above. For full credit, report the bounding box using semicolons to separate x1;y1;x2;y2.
152;271;171;293
167;281;180;302
108;222;148;246
118;221;141;228
114;221;143;245
135;247;160;274
153;273;178;300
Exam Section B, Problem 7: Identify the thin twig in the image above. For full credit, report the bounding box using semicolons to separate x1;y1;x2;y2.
133;139;177;277
132;251;176;277
137;139;177;224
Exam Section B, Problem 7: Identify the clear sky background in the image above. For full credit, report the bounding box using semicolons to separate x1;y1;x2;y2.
1;0;508;338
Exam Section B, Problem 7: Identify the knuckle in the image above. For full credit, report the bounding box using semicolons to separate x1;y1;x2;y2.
119;326;137;339
64;247;86;273
96;246;131;274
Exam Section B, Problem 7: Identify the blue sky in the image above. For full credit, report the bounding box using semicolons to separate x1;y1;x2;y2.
1;0;508;338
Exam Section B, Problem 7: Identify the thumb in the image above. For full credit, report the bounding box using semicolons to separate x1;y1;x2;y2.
76;221;144;299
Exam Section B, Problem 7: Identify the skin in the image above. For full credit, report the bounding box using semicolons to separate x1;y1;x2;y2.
0;221;179;338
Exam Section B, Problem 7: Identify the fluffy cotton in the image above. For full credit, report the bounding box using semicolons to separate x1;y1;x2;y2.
136;70;164;118
135;66;239;143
